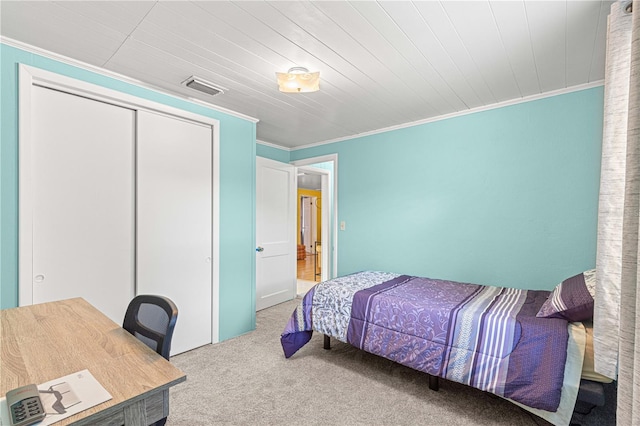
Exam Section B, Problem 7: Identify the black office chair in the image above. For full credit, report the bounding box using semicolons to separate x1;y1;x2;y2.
123;295;178;426
123;294;178;361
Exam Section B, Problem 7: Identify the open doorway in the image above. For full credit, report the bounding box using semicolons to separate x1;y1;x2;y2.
293;155;337;296
296;172;322;295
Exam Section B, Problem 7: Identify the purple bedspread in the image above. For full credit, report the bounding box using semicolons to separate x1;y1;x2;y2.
281;272;569;412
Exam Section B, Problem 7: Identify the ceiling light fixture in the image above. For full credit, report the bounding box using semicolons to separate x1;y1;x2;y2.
276;67;320;93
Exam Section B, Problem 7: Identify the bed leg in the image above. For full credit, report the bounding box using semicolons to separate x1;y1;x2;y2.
428;375;439;391
323;334;331;350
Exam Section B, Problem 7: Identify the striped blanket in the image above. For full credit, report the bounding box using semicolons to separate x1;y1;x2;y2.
281;271;569;412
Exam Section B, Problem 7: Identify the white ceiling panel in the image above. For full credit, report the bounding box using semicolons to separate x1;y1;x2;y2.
131;8;303;105
235;1;414;125
379;1;485;109
0;0;614;149
525;1;568;93
269;1;431;120
349;1;466;113
489;1;541;97
0;1;127;65
439;1;520;103
313;1;443;116
589;1;611;82
566;0;605;87
52;1;155;37
107;38;324;122
413;1;497;104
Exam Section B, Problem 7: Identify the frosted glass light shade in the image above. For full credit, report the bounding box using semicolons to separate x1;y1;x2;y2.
276;67;320;93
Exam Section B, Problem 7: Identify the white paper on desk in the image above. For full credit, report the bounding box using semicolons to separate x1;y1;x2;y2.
0;369;112;425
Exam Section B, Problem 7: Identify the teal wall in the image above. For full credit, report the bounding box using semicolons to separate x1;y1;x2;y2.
291;87;604;290
256;142;290;163
0;44;256;341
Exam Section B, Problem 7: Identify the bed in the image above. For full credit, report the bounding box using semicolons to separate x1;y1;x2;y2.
281;270;604;426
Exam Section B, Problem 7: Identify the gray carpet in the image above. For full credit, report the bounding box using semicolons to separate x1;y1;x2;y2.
166;298;616;425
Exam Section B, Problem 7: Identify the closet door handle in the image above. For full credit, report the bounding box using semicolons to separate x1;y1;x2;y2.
256;247;264;252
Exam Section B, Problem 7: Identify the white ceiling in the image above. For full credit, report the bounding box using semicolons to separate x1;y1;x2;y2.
0;1;613;149
298;172;322;191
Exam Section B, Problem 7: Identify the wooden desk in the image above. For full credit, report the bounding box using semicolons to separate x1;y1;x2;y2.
1;298;186;425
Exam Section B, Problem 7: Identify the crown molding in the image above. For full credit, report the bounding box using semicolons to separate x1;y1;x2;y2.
289;80;605;152
1;36;259;124
256;139;292;151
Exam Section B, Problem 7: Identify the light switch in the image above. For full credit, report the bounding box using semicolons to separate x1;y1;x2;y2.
340;221;346;231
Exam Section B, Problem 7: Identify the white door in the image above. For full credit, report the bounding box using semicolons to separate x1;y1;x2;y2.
301;196;312;253
30;86;135;323
301;196;318;254
137;110;213;355
256;157;296;311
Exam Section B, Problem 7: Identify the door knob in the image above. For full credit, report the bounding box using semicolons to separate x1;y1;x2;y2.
256;247;264;252
34;274;45;283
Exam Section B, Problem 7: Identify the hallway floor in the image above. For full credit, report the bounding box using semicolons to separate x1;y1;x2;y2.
297;251;319;296
297;251;319;281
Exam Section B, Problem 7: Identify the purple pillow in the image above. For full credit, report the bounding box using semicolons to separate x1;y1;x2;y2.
536;269;596;322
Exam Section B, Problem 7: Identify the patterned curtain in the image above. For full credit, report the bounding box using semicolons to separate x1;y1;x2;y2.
595;0;639;423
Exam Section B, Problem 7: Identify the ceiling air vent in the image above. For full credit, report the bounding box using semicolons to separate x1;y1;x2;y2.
182;76;226;97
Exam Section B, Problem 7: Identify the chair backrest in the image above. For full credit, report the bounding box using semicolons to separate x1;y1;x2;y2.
123;295;178;360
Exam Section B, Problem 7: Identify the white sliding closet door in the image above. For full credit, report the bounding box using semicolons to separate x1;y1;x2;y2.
137;110;213;355
30;86;135;323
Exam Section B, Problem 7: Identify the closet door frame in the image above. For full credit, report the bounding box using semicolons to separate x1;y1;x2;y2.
18;64;221;344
